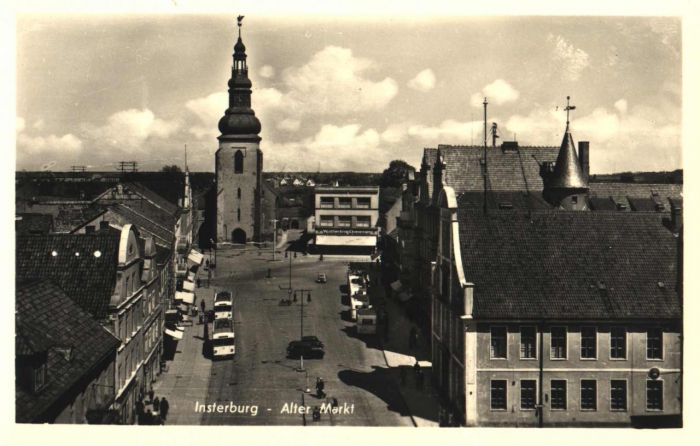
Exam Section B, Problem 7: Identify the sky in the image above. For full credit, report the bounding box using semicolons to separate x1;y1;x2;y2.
13;11;684;174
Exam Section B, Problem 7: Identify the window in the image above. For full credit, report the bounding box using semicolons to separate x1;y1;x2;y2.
580;380;597;411
320;197;334;209
572;196;578;204
580;327;597;359
647;328;663;359
125;313;131;339
319;216;334;227
611;380;627;411
338;197;351;209
610;327;627;359
490;380;507;410
521;380;536;410
117;365;122;388
237;208;241;222
34;364;46;391
551;380;567;410
490;326;507;359
646;381;663;411
551;326;567;359
234;150;244;174
237;188;241;199
355;216;371;228
338;216;352;227
520;326;537;359
356;197;370;209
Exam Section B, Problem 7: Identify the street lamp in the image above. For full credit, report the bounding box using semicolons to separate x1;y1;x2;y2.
295;288;312;373
210;239;217;267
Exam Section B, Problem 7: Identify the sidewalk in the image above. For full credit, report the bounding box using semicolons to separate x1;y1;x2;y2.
150;276;216;425
367;270;440;427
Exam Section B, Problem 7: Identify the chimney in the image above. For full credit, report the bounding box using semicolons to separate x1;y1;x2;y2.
672;204;683;233
99;221;110;231
85;225;96;234
578;141;590;182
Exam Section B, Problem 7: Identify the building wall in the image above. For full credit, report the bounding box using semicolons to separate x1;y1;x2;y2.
216;143;263;243
469;321;681;427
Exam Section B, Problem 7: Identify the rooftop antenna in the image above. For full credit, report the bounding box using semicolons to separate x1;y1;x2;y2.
483;97;488;214
491;122;500;147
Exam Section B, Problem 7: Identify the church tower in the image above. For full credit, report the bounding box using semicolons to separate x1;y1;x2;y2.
216;16;263;244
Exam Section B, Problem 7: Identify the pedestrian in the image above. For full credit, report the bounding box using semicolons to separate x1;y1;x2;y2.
399;367;407;387
160;397;170;420
332;396;338;408
206;259;210;267
148;388;154;403
413;361;421;376
200;299;206;313
153;396;160;412
316;377;325;398
145;409;154;425
197;278;201;288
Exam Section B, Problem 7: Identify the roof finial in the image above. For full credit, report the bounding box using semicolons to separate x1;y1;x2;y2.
565;95;576;126
237;15;245;38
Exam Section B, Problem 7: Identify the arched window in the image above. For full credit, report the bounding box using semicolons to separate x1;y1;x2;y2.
234;150;244;174
237;188;241;198
237;208;241;221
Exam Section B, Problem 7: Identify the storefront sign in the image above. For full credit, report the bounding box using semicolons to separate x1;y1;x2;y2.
316;228;377;236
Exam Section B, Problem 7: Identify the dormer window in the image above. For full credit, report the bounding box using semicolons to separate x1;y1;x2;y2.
34;364;46;391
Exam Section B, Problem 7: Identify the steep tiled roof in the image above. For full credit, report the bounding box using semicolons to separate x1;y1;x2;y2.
546;128;588;189
424;145;559;198
16;234;121;319
457;211;680;320
54;204;106;233
457;191;553;211
588;183;682;212
16;214;53;235
121;182;179;215
15;279;121;423
109;204;174;247
379;187;402;214
588;197;617;211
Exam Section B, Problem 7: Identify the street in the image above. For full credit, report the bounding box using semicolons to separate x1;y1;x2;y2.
196;247;414;426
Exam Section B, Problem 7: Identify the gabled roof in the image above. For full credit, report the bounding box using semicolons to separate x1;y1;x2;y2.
53;204;107;233
16;234;121;319
457;211;680;320
589;183;683;212
423;145;559;198
108;204;174;247
457;191;553;211
15;279;121;423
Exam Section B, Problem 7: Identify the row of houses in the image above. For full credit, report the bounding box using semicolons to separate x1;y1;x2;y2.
381;119;683;427
15;171;201;424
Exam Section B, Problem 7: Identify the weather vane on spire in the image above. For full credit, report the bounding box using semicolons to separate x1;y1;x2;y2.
565;95;576;125
237;15;245;38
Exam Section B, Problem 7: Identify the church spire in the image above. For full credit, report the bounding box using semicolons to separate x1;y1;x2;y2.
218;15;261;141
547;96;587;189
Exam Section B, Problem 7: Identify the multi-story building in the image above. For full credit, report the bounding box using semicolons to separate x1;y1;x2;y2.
430;121;682;427
15;279;121;424
16;225;164;424
311;186;379;256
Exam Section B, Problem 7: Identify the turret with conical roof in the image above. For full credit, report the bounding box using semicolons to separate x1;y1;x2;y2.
218;17;261;141
541;96;589;211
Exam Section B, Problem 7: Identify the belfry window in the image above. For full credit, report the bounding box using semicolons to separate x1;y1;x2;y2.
237;188;242;199
234;150;244;174
237;208;241;222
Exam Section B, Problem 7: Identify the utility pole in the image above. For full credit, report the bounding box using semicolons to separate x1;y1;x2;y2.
483;98;489;214
270;219;279;261
295;289;312;372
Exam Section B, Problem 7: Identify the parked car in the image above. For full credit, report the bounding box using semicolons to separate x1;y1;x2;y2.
316;273;327;284
301;336;324;348
286;339;325;359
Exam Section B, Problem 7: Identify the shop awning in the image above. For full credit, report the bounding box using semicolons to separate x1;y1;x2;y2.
182;280;195;292
175;291;195;305
187;271;196;282
177;304;189;313
390;280;402;291
188;249;204;265
164;328;184;340
315;235;377;247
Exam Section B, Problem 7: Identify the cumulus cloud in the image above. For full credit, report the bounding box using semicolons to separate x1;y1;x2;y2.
407;69;436;92
17;132;82;155
186;92;227;139
280;46;398;115
277;119;301;132
80;108;180;152
470;79;520;108
408;119;485;143
504;100;681;173
259;65;275;79
547;34;590;82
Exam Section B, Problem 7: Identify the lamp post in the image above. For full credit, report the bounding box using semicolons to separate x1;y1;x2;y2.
270;219;279;261
295;289;311;372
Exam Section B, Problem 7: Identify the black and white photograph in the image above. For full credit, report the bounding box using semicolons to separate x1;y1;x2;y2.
4;0;696;438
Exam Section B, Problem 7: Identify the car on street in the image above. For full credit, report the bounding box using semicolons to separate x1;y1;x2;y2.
286;339;325;359
301;336;324;348
316;273;327;283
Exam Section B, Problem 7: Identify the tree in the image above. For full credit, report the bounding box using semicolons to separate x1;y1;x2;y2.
379;160;415;188
161;165;183;173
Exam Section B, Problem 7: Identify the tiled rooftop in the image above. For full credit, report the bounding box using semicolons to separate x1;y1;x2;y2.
15;279;121;423
457;210;680;320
